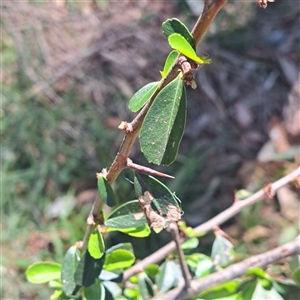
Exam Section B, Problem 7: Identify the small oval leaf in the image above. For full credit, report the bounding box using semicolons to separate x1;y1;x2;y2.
140;75;183;165
168;33;204;64
26;262;61;284
107;225;151;238
103;249;135;271
97;174;117;207
161;50;179;78
128;82;160;112
88;229;105;259
104;200;147;229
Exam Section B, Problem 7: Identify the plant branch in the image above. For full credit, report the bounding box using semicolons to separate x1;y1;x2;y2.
123;167;300;280
155;236;300;300
80;0;229;253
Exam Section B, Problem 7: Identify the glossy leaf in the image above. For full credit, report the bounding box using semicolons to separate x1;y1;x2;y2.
26;261;61;284
88;229;105;259
161;85;186;165
97;174;117;207
74;250;105;288
211;234;235;269
106;242;134;254
104;200;147;229
61;246;81;296
134;173;182;232
103;249;135;271
144;264;160;278
138;273;154;300
128;81;160;112
181;237;199;250
124;288;139;298
198;281;240;299
140;75;183;165
107;224;151;238
156;260;182;294
195;259;214;278
168;33;210;64
162;18;195;49
161;50;179;78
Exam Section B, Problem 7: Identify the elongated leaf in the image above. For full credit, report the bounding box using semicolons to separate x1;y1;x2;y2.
61;246;81;296
140;75;183;165
161;50;179;78
83;281;102;300
106;224;151;238
162;18;195;49
211;234;235;269
97;174;117;207
104;200;147;229
74;250;105;288
88;229;105;259
26;262;61;284
161;85;186;165
138;273;154;300
99;269;123;282
128;81;160;112
156;260;182;294
198;281;240;299
168;33;208;64
103;249;135;271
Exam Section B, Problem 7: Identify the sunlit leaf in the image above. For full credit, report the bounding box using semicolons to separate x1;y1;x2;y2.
211;234;235;269
97;174;117;207
88;229;105;259
181;237;199;251
128;81;160;112
104;200;147;229
140;75;183;165
26;261;61;284
198;281;240;299
107;224;151;237
162;18;195;48
103;249;135;271
252;281;284;299
144;264;160;278
156;260;182;294
161;50;179;78
61;246;81;296
106;242;134;254
195;259;214;279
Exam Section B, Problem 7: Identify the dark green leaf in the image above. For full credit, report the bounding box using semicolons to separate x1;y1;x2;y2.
138;273;154;300
156;260;182;294
162;85;186;165
199;281;240;299
140;75;183;165
74;250;105;288
107;224;151;238
252;281;284;299
161;50;179;78
162;18;195;49
292;266;300;286
211;234;235;269
26;261;61;284
134;173;182;232
168;33;211;64
83;281;102;300
88;229;105;259
128;81;160;112
239;279;257;300
97;174;117;207
103;249;135;271
104;200;147;229
61;246;81;296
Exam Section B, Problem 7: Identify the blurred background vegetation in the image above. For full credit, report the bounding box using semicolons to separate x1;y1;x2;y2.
1;0;299;299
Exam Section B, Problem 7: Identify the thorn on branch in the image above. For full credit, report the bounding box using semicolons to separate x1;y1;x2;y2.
118;121;133;133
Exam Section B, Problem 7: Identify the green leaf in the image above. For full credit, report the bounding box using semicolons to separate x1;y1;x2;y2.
74;250;105;288
181;237;199;251
107;224;151;238
292;266;300;286
134;173;182;232
144;264;160;278
128;81;160;112
84;281;102;300
26;261;61;284
168;33;208;64
186;253;211;271
103;249;135;271
88;229;105;259
140;75;183;165
104;200;147;229
252;281;284;299
61;246;81;296
106;242;134;254
161;85;186;165
239;279;257;300
156;260;182;294
99;269;123;282
161;50;179;78
195;259;214;278
199;281;240;299
162;18;195;49
124;288;139;298
138;273;154;300
211;234;235;269
97;174;117;207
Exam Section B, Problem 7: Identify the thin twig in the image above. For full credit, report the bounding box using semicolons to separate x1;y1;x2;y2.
123;167;300;281
168;223;192;291
154;236;300;299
